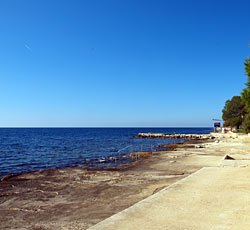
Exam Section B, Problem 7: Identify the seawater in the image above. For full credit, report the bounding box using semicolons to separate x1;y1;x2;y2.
0;127;213;177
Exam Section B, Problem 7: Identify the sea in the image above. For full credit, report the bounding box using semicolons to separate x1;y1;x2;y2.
0;127;213;178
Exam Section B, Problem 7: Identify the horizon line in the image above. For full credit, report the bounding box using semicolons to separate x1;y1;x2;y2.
0;126;213;128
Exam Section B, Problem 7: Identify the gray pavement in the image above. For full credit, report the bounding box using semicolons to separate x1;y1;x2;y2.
88;165;250;230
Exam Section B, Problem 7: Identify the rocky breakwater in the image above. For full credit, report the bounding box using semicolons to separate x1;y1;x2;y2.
133;133;215;140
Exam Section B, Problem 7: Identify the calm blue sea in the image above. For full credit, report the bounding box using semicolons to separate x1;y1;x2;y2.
0;127;213;177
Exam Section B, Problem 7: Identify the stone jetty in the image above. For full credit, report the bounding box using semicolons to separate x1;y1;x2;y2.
133;133;215;140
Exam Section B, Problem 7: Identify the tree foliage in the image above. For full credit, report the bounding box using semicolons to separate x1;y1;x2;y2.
241;57;250;113
242;114;250;133
222;96;245;129
222;42;250;132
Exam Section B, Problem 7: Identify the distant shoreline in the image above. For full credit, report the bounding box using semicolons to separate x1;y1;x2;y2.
0;126;214;129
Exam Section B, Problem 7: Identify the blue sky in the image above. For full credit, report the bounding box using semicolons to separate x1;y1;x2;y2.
0;0;250;127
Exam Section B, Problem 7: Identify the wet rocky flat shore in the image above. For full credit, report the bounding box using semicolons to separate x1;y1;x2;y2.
0;134;235;230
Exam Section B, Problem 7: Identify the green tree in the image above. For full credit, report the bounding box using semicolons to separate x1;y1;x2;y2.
241;57;250;112
242;114;250;133
241;41;250;112
222;96;246;129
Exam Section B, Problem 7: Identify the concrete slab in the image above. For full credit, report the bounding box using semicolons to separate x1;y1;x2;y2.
88;166;250;230
221;159;250;167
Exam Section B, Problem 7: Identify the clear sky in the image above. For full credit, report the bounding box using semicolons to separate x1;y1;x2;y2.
0;0;250;127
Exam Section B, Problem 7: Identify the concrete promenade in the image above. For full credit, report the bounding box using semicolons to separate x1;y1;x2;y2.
89;165;250;230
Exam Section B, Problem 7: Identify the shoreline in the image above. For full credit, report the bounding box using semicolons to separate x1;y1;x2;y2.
0;128;213;179
0;137;204;181
0;134;208;180
1;133;244;230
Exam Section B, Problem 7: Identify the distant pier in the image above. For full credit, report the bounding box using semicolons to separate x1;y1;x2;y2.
133;133;215;140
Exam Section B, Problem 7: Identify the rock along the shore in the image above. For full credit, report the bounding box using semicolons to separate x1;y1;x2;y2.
133;133;215;140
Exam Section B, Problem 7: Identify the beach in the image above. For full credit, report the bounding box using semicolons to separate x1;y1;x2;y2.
1;133;249;230
1;1;249;229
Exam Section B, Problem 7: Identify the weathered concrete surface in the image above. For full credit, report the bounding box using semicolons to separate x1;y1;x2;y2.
89;166;250;230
